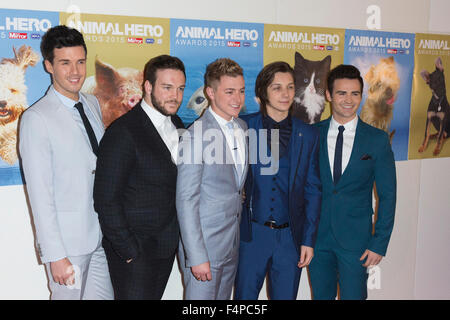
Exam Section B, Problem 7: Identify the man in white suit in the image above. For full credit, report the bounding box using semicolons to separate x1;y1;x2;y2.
19;25;113;300
176;58;248;300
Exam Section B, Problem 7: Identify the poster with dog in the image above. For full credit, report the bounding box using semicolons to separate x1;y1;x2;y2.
263;24;345;124
409;33;450;159
60;11;170;128
0;8;59;186
344;29;415;161
170;19;264;126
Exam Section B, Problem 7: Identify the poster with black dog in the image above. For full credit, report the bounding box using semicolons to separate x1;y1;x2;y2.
409;33;450;159
0;8;59;186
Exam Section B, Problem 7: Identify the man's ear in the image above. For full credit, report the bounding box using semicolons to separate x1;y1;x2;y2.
205;86;215;101
44;59;53;74
144;80;152;96
326;89;332;102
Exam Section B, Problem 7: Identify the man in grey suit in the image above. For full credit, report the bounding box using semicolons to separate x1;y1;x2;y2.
19;25;113;300
176;58;248;300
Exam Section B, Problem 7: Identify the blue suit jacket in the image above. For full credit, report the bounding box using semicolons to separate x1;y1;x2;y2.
314;117;396;256
239;112;322;253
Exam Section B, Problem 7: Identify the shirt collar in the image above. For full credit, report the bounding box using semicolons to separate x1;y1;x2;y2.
208;107;235;128
330;115;358;133
141;98;171;128
262;113;291;130
52;86;83;109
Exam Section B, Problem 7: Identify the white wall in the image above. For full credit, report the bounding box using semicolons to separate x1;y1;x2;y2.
0;0;448;300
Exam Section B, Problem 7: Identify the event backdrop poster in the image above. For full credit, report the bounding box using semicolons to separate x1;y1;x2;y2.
344;29;415;161
409;33;450;159
0;8;59;186
60;11;170;128
170;19;264;126
264;24;345;123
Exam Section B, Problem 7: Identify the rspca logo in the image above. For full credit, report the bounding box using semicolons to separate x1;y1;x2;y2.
326;45;333;50
146;38;155;44
243;42;251;47
31;33;41;39
9;32;27;39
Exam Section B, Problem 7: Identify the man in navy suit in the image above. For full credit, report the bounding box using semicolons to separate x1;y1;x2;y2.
234;61;322;300
309;64;396;300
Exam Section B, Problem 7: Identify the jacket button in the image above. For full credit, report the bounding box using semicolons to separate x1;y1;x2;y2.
92;170;96;174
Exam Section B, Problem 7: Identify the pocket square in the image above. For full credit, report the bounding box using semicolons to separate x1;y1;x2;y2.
360;154;372;160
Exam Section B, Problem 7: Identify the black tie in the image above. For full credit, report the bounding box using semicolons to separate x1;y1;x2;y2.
333;125;345;185
74;102;99;156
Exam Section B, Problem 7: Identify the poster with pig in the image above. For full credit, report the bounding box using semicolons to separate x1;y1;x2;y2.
409;33;450;159
344;29;415;161
0;8;59;186
60;11;170;127
170;19;264;126
263;24;345;124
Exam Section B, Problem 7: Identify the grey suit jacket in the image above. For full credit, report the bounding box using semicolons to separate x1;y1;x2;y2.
19;87;104;263
176;109;248;268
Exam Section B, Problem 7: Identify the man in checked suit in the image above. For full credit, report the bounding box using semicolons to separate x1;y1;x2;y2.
19;26;113;299
309;64;396;300
93;55;186;299
176;58;248;300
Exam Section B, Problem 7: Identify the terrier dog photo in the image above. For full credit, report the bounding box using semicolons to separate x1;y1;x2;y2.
0;45;39;165
360;56;400;141
418;57;450;156
82;57;143;127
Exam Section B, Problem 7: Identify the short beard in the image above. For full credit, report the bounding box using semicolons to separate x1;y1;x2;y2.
151;91;174;117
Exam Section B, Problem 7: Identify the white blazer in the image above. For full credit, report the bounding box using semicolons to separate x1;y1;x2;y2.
19;87;104;263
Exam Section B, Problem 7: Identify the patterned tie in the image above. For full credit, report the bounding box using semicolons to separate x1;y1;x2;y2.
333;125;345;185
226;121;243;183
74;102;98;156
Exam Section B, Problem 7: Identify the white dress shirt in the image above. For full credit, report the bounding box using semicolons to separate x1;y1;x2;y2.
208;107;245;175
140;99;179;163
327;115;358;179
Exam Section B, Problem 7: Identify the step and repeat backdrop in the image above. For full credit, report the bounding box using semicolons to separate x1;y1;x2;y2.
1;8;449;186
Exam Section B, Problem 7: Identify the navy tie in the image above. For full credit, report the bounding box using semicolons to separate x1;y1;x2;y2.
333;125;345;185
74;102;99;156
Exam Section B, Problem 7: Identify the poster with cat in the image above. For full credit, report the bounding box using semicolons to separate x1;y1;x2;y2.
344;29;415;161
170;19;264;126
263;24;345;124
0;8;59;186
408;33;450;160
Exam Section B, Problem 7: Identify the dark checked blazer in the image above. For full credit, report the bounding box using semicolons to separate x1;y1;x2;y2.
93;103;184;262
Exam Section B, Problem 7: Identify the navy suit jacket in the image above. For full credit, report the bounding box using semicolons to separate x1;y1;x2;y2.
314;117;396;256
240;112;322;253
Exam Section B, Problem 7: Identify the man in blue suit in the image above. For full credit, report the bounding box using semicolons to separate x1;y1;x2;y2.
309;64;396;300
234;61;322;300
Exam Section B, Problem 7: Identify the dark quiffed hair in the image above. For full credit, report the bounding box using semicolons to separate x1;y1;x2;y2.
204;58;243;89
255;61;294;115
40;25;87;63
143;55;186;93
327;64;364;95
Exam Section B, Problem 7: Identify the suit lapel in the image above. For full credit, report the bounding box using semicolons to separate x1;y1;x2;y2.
320;118;334;184
138;104;175;165
289;119;303;194
204;110;240;188
337;117;365;186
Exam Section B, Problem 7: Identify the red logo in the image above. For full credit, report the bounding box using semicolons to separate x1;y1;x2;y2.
387;49;398;54
127;37;143;44
9;32;27;39
313;45;325;51
227;41;241;47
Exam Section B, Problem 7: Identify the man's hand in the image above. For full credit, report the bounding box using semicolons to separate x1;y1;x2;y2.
298;245;314;268
360;249;383;267
191;261;212;281
50;257;74;285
